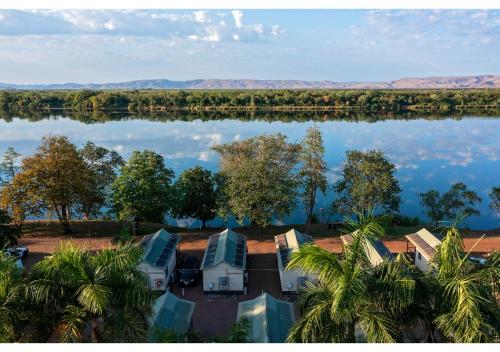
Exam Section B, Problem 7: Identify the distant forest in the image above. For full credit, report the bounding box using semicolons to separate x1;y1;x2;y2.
1;89;499;114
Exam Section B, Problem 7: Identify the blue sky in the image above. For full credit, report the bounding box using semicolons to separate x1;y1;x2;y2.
0;9;499;83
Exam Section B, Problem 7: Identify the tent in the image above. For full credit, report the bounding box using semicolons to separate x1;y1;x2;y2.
237;292;295;343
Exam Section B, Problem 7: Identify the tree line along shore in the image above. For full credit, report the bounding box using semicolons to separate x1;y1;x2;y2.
1;129;498;243
1;89;500;114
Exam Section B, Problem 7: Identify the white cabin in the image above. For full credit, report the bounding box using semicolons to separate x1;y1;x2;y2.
137;229;180;291
405;228;442;272
275;229;317;292
201;228;247;294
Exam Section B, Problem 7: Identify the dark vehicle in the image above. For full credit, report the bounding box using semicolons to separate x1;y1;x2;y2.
178;256;201;287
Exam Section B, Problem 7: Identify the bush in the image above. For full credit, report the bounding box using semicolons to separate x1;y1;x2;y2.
390;214;422;227
112;225;133;244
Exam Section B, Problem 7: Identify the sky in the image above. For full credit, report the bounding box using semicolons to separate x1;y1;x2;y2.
0;9;499;83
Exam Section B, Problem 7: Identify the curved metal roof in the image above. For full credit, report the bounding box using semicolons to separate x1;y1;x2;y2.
201;228;247;270
142;229;180;269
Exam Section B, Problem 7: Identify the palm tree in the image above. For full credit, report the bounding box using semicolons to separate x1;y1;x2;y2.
0;252;25;342
423;212;500;342
286;211;416;342
27;241;153;343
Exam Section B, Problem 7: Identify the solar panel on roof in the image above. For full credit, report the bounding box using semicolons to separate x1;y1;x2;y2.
371;240;393;259
204;252;216;267
155;258;166;266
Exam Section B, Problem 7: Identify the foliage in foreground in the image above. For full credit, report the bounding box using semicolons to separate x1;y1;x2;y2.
286;211;416;342
426;214;500;342
28;242;153;342
0;252;24;342
287;211;500;343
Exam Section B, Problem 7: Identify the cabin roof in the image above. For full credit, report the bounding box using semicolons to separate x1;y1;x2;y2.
237;293;295;343
142;229;180;269
149;292;195;336
405;228;442;260
274;229;313;270
341;233;394;266
201;228;247;270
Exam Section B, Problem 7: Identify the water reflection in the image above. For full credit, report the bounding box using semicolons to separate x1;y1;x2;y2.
0;115;499;229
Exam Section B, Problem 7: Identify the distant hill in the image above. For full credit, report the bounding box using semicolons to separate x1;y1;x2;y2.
1;75;499;90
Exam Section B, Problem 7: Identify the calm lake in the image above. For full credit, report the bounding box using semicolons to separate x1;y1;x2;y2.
1;114;499;230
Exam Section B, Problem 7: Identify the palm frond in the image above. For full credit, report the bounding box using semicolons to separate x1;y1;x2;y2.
58;305;88;343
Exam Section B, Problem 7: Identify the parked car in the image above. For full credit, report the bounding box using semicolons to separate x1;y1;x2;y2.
178;256;200;287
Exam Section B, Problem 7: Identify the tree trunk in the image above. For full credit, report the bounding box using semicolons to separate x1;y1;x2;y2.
132;220;139;236
90;318;99;343
348;320;356;342
60;204;72;234
305;188;316;227
201;219;206;230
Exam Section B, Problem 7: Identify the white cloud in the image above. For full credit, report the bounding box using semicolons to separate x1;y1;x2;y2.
193;10;210;23
351;10;500;51
104;21;115;31
0;10;283;44
232;10;243;28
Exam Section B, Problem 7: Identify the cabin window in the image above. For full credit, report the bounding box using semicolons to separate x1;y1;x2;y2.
219;277;229;290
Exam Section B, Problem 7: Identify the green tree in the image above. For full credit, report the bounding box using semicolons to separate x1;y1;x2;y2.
10;136;88;233
172;166;217;229
299;126;328;225
78;141;124;218
0;177;42;233
0;252;25;342
419;183;481;226
0;209;18;248
286;211;416;342
112;150;175;230
0;147;21;186
333;150;401;215
27;242;153;343
489;187;500;215
212;134;301;228
421;214;500;342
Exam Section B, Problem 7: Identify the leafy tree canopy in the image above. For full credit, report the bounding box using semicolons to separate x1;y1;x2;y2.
28;242;153;343
112;150;175;223
213;133;301;228
299;126;328;225
419;182;481;225
172;166;218;229
489;186;500;214
333;150;401;215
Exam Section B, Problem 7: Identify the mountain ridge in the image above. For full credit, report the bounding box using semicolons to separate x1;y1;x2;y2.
1;75;499;90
